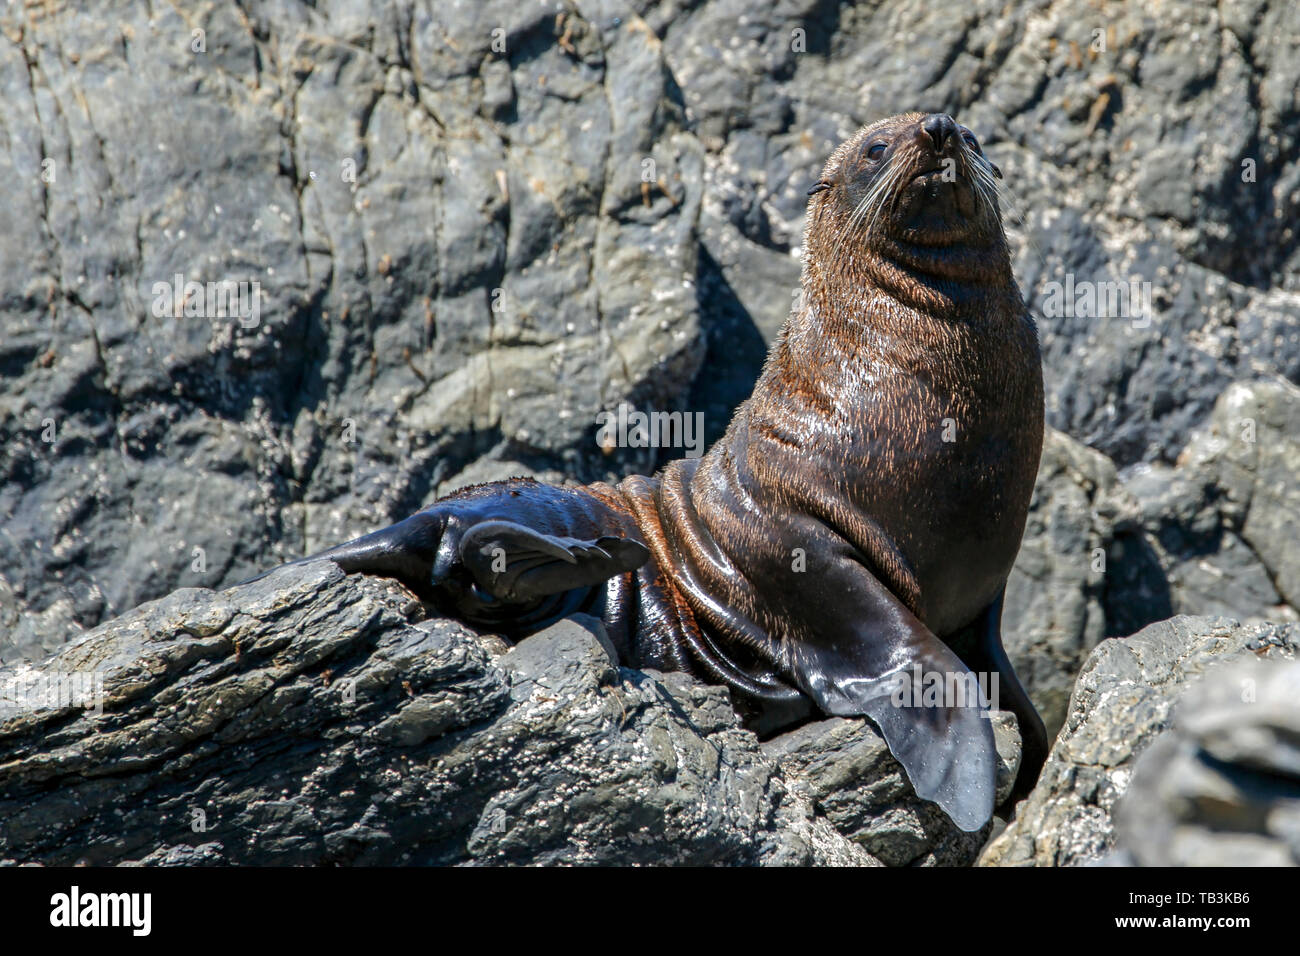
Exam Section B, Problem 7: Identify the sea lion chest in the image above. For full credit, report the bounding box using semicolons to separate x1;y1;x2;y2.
799;304;1042;636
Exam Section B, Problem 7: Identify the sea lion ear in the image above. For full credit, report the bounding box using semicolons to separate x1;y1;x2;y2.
807;181;832;196
990;161;1003;180
783;566;998;832
458;519;649;602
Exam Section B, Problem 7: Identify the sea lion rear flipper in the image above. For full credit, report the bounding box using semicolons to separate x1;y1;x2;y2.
964;589;1048;811
232;512;445;594
459;520;650;602
785;562;998;832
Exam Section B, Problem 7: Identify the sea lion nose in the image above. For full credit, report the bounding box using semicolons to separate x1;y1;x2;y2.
922;113;956;150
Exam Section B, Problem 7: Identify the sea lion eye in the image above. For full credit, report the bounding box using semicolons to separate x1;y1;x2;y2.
867;142;887;160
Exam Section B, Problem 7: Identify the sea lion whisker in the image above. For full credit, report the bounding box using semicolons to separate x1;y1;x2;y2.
840;191;874;249
836;160;906;274
972;166;998;219
957;139;1032;261
843;164;895;253
833;158;895;264
984;175;1051;274
835;175;876;252
840;191;877;257
847;157;894;238
864;160;908;238
958;140;999;219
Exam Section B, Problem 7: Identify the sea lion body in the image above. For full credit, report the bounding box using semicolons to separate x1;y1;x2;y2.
261;113;1047;831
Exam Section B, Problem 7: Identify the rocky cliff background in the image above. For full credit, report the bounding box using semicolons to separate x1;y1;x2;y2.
0;0;1297;865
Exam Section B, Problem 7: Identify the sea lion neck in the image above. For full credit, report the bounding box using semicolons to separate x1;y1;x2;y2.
802;238;1018;330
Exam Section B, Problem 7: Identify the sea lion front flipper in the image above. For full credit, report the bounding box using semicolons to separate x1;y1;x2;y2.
784;560;998;832
458;520;650;602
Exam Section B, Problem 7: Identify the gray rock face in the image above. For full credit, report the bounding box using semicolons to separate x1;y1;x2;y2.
763;711;1021;867
1108;381;1300;633
1114;658;1300;866
978;615;1299;867
1175;381;1300;613
1003;427;1139;737
0;0;706;659
1006;381;1300;739
1;3;1297;868
3;0;1298;677
0;563;1020;866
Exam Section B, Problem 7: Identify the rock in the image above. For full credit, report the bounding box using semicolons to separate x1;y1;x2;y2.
1099;381;1300;636
0;562;1020;866
1002;381;1300;743
1178;381;1300;611
1114;658;1300;866
0;0;706;659
763;711;1021;867
1003;428;1141;737
129;843;230;867
978;615;1300;866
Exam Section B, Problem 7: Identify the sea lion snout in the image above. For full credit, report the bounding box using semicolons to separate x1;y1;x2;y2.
921;112;957;151
909;113;966;182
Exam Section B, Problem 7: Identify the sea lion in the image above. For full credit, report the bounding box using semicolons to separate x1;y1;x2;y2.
256;112;1047;832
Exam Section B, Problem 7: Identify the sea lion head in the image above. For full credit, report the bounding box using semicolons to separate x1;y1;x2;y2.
804;111;1012;291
